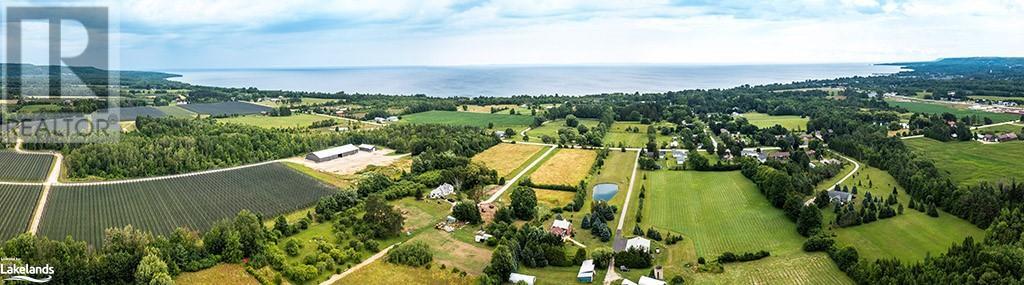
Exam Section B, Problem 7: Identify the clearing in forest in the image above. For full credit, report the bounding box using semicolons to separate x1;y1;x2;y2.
740;112;809;131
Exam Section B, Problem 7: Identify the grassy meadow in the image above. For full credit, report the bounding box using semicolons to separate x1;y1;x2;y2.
888;100;1020;123
823;165;985;262
603;121;675;148
529;148;597;186
523;119;601;140
401;110;536;131
471;143;545;178
740;112;809;131
640;170;852;285
175;264;259;285
218;114;330;129
905;138;1024;186
975;123;1024;135
339;261;477;285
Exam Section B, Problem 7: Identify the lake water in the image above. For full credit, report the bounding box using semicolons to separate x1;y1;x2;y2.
166;64;902;97
593;183;620;201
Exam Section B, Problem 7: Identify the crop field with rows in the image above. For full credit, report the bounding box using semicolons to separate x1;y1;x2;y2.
180;101;274;117
0;150;54;182
38;163;338;244
0;184;42;240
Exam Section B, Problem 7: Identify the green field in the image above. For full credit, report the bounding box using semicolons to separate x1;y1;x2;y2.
604;121;674;148
0;185;43;239
17;104;61;113
906;138;1024;186
401;110;536;131
0;150;54;182
155;105;198;118
218;114;329;129
255;97;339;108
642;170;851;285
38;163;338;245
975;123;1024;135
524;119;601;141
824;165;984;262
888;100;1020;123
471;143;545;178
740;112;809;131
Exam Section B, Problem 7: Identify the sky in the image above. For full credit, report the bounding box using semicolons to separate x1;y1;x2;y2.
4;0;1024;70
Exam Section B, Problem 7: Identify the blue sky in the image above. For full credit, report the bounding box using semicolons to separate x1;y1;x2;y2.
5;0;1024;70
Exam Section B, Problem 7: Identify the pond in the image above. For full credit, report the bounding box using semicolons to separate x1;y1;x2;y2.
592;183;620;201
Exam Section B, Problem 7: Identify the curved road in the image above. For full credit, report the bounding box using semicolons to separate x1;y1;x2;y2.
804;151;861;206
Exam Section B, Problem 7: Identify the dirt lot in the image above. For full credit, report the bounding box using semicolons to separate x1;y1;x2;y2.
286;149;408;175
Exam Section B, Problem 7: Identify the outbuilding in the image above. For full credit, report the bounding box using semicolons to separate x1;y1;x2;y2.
577;259;595;283
509;273;536;285
306;144;359;163
430;183;455;199
358;144;376;152
638;276;666;285
626;236;652;253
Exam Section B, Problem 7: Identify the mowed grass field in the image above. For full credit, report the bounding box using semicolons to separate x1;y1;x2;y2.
218;114;329;129
0;150;54;182
339;261;476;285
175;264;259;285
523;119;600;140
888;100;1020;123
642;170;851;285
975;123;1024;134
604;121;674;148
38;163;338;245
0;184;43;239
471;143;545;178
401;110;535;131
905;138;1024;186
824;165;984;263
741;112;809;131
529;148;597;186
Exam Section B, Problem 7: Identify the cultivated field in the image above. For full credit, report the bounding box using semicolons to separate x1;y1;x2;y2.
888;100;1020;123
740;112;809;130
471;143;545;178
175;264;259;285
180;101;275;117
603;121;674;147
529;148;597;186
218;114;329;129
0;150;54;182
0;185;43;239
401;110;535;131
905;138;1024;186
38;163;338;244
642;170;851;285
523;118;601;140
825;165;984;262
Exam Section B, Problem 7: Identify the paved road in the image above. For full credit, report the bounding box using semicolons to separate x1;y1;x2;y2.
804;151;861;206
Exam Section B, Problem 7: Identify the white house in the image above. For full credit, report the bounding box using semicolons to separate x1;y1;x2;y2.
626;237;652;253
429;183;455;199
509;273;536;285
638;276;666;285
474;231;493;243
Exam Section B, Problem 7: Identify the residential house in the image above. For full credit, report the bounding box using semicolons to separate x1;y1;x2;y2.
999;133;1019;142
769;152;791;161
429;183;455;199
827;190;854;204
577;260;595;283
474;231;494;243
672;149;688;165
625;237;652;253
550;219;573;238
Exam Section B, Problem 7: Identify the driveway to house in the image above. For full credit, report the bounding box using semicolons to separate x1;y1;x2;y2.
804;152;860;206
319;243;397;285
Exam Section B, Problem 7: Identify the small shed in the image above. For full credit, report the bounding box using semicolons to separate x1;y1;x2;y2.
638;276;666;285
509;273;536;285
358;144;376;152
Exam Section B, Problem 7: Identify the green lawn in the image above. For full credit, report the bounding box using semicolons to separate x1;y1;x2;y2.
401;110;536;131
523;119;601;141
822;165;985;263
18;104;61;113
603;121;675;148
641;170;851;285
975;123;1024;135
218;114;329;129
740;112;809;131
888;100;1020;123
905;138;1024;187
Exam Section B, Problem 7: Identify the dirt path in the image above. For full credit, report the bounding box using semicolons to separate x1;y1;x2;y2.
57;159;284;186
14;138;62;235
804;152;860;206
319;243;397;285
480;144;556;204
615;150;641;231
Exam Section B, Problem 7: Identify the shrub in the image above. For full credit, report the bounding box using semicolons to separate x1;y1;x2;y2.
386;242;434;267
716;250;770;263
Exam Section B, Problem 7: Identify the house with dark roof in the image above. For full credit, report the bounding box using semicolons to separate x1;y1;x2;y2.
827;190;854;204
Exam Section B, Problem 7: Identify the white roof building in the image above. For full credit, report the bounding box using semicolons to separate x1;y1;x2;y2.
306;144;359;162
552;219;571;231
638;276;666;285
577;259;595;280
622;280;638;285
429;183;455;199
358;144;376;151
509;273;536;285
626;237;652;253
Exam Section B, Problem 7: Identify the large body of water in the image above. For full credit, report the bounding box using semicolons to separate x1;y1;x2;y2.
167;64;903;97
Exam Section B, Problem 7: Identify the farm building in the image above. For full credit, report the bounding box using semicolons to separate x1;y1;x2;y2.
638;276;666;285
509;273;536;285
306;144;359;162
999;133;1019;142
672;149;687;165
474;231;493;243
626;236;652;253
493;130;507;139
358;144;376;152
577;259;595;283
741;149;767;163
387;116;400;122
429;183;455;199
550;219;572;238
827;190;854;204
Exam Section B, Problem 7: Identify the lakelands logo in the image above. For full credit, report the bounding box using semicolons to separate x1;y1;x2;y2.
0;258;54;283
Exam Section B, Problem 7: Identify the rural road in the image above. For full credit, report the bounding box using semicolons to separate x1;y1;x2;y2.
615;149;642;231
13;138;63;235
319;243;397;285
480;144;556;204
804;152;860;206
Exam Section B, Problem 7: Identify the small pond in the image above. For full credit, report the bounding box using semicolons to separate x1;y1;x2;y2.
592;183;620;201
